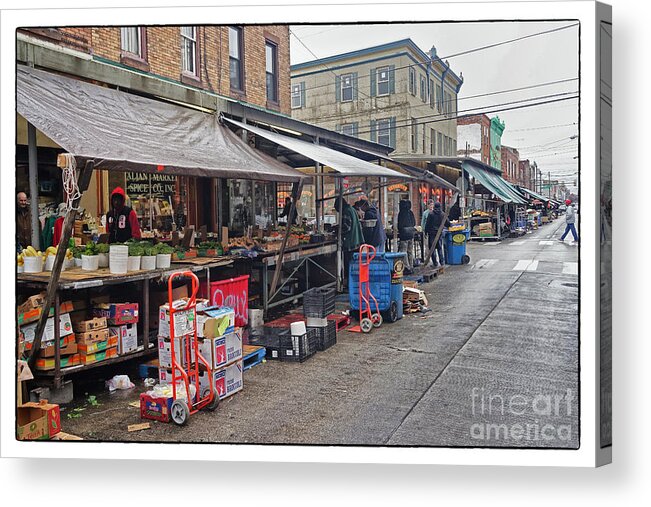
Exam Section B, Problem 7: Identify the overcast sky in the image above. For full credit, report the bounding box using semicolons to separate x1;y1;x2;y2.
289;21;579;192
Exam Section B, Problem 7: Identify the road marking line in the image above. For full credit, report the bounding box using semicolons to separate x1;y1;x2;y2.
511;240;526;245
539;240;554;245
473;259;498;269
562;262;578;275
513;259;539;271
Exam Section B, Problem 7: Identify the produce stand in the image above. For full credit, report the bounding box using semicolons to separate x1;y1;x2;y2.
17;258;233;388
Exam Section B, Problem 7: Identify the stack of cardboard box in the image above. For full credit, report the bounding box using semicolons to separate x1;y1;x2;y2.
73;316;117;365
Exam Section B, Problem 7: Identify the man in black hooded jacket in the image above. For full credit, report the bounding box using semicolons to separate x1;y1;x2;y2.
397;199;416;273
425;201;450;267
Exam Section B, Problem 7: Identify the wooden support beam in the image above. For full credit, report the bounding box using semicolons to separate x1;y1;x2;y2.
27;160;94;369
422;191;458;264
269;179;304;297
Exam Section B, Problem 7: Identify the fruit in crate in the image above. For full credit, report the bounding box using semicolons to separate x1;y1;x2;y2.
17;253;24;266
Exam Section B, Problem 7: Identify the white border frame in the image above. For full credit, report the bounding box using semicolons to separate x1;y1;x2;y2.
0;1;606;467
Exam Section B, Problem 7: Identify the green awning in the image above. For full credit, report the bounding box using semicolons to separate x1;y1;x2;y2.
462;161;527;204
520;187;551;203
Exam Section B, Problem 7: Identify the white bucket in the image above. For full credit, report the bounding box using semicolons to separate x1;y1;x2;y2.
64;258;74;270
44;255;55;271
141;255;157;270
24;256;43;273
156;253;171;269
290;321;307;336
74;257;83;268
306;316;328;328
81;254;99;271
17;264;24;274
248;309;264;329
109;245;129;275
98;252;109;268
127;256;141;271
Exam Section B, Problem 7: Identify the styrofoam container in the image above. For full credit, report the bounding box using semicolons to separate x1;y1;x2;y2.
81;254;99;271
64;258;74;270
127;255;141;271
17;264;24;273
74;257;82;268
290;321;307;336
24;256;43;273
109;245;128;274
98;252;109;268
156;253;171;269
109;244;128;257
141;255;157;270
44;255;55;271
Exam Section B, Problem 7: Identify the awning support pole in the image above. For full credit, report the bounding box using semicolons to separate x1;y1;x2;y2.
27;122;40;248
336;179;344;292
27;159;95;369
270;179;304;297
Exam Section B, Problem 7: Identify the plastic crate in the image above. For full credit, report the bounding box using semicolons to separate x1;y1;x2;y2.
308;320;337;351
247;329;318;363
303;287;336;318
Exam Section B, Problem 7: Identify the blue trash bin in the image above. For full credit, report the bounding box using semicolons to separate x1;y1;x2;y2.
349;251;406;322
445;229;471;265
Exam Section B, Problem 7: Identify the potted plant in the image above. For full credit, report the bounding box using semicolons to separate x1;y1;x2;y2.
96;242;110;268
155;243;174;269
141;242;157;270
81;242;99;271
127;242;144;271
71;245;83;267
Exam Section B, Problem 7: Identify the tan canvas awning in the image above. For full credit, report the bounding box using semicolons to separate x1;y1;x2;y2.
16;65;306;182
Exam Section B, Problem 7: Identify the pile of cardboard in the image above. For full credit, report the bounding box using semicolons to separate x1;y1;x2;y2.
141;298;243;422
402;281;429;314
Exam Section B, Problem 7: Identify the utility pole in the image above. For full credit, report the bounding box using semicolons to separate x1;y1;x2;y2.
548;171;551;199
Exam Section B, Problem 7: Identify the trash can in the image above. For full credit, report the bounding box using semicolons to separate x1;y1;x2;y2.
445;229;471;265
349;251;406;322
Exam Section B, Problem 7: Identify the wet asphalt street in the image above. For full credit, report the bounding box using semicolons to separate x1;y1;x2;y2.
63;217;579;449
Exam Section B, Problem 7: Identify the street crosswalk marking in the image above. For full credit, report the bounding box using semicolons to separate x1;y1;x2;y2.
473;259;498;269
562;262;578;275
510;240;526;245
513;259;539;271
539;240;554;245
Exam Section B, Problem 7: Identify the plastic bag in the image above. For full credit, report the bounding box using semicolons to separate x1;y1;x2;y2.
105;374;135;392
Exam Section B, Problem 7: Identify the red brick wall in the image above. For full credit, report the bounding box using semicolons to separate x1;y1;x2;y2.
458;114;491;165
501;146;520;184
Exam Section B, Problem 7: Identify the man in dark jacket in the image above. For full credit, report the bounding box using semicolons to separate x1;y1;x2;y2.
279;196;298;225
360;199;386;252
335;197;364;285
448;197;461;221
106;186;142;243
425;201;450;267
16;191;33;251
397;199;416;273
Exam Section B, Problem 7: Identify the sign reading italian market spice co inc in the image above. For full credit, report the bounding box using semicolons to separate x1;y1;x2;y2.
125;172;176;199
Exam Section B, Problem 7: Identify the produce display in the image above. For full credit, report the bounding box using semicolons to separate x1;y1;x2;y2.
18;245;74;265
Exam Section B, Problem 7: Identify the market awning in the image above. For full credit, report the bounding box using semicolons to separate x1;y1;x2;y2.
462;161;527;204
16;65;307;182
520;187;551;203
222;117;409;179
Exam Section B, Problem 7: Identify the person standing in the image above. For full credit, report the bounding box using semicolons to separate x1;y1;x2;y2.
359;199;386;253
335;197;364;284
106;186;142;243
279;196;298;225
397;199;416;273
421;199;434;231
425;201;450;267
559;199;579;243
16;191;35;251
448;197;461;221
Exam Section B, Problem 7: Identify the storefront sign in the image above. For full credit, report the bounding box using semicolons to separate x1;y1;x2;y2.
388;183;408;192
125;172;176;198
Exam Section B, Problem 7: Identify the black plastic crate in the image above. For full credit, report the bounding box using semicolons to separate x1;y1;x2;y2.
303;287;336;318
249;329;318;363
308;320;337;351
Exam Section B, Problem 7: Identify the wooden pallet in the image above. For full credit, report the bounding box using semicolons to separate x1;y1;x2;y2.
242;345;266;371
327;313;350;331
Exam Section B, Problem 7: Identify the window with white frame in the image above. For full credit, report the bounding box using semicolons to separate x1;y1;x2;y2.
409;67;416;95
181;26;197;75
229;26;244;90
341;73;354;102
265;41;278;102
420;76;426;102
411;118;418;152
121;27;143;57
291;83;302;109
376;66;390;96
436;84;442;111
429;79;435;108
430;128;435;155
377;118;392;147
437;132;443;156
341;123;356;137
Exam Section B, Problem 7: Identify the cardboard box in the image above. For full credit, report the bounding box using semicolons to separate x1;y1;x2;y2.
110;323;138;355
199;328;243;369
76;327;110;345
18;300;74;326
35;353;81;371
72;316;107;333
17;293;46;314
198;360;243;400
139;393;173;423
16;400;61;440
199;306;235;338
22;313;74;346
93;303;139;326
158;300;197;338
78;334;118;354
37;336;78;358
78;347;118;365
148;285;189;330
157;336;195;369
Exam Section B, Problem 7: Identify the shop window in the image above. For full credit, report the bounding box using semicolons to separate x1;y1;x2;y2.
228;179;252;235
229;26;244;91
265;41;278;103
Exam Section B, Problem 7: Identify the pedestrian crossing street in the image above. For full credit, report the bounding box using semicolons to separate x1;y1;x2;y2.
470;258;578;275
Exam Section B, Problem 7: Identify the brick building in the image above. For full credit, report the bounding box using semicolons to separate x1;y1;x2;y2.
456;114;491;165
501;145;521;185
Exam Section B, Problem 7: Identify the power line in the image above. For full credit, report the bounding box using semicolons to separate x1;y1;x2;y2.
508;122;577;132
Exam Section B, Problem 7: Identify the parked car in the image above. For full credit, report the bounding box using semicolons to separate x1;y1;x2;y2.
559;204;567;213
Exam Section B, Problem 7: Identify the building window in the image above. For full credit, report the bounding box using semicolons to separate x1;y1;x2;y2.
341;123;358;137
411;118;418;152
436;84;442;111
340;73;354;102
121;27;144;57
291;83;303;109
420;76;426;102
180;27;197;76
376;66;390;96
265;41;278;103
453;139;457;155
437;132;443;156
229;26;244;91
430;128;435;155
429;79;435;108
409;67;416;95
377;118;392;147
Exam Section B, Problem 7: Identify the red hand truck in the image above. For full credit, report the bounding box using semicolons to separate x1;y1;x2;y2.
349;244;383;333
167;271;218;426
